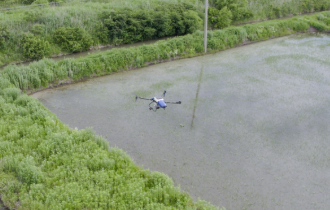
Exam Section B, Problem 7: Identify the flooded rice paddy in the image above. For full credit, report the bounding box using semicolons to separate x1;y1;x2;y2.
33;34;330;210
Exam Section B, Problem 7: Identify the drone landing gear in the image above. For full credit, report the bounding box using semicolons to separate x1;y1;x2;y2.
149;101;158;112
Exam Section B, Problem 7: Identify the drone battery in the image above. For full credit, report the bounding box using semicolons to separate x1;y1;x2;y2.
157;100;167;108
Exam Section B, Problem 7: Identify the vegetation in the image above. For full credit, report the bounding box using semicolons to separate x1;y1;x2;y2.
1;0;330;65
21;32;50;60
208;0;330;27
0;1;203;66
1;12;329;93
54;27;93;53
246;0;330;20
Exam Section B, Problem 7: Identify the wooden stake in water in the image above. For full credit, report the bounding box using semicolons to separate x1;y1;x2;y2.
204;0;208;53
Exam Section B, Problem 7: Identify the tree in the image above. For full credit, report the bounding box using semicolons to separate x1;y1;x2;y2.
0;25;9;50
54;27;93;52
21;33;50;60
208;6;232;29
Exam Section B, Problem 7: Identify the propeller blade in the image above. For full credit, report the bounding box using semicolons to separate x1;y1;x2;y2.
163;90;166;97
165;101;181;104
134;93;152;101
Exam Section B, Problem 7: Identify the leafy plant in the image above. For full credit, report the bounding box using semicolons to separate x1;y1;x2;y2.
54;27;93;52
0;25;9;50
21;33;50;60
208;6;233;29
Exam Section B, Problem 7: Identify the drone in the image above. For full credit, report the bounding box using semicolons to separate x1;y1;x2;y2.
134;90;181;111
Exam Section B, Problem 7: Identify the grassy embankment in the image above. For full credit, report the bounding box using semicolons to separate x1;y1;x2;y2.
1;10;330;210
2;12;330;94
2;0;330;66
0;0;203;66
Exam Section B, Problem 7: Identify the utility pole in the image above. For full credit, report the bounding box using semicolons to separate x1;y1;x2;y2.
204;0;208;53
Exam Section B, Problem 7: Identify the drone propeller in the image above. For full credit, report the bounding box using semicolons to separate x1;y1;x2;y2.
165;101;181;104
163;90;166;97
134;93;152;101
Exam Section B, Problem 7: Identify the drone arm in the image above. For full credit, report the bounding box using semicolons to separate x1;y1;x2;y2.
134;93;152;101
165;101;181;104
138;97;152;100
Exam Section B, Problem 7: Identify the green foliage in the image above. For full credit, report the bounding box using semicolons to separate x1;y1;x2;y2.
0;1;201;66
54;27;93;53
31;24;45;36
208;7;233;29
0;25;9;50
210;0;253;21
2;88;21;101
23;10;43;22
92;22;109;44
22;0;35;5
102;5;202;44
31;0;48;5
21;33;50;60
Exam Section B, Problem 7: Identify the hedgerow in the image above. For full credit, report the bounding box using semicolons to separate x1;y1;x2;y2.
21;33;51;60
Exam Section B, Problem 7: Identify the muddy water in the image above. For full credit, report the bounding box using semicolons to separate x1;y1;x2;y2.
33;34;330;210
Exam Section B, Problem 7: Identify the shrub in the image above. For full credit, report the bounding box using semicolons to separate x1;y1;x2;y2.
21;33;50;60
2;88;21;101
0;25;9;50
208;6;232;29
23;10;43;22
31;24;45;35
0;77;12;91
16;156;44;185
211;0;253;22
54;27;93;53
92;22;109;44
32;0;49;5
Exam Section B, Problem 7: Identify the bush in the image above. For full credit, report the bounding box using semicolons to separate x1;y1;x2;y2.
54;27;93;53
31;24;45;35
2;88;21;101
211;0;253;22
92;22;109;44
21;33;50;60
102;5;202;44
32;0;48;5
208;6;232;29
16;156;44;185
0;25;9;50
23;10;43;22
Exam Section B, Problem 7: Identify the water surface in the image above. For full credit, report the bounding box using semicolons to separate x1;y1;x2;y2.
33;34;330;210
